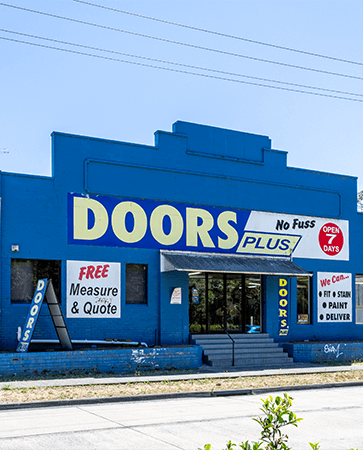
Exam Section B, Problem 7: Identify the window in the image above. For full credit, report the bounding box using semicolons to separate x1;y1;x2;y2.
11;259;61;304
297;276;310;324
355;275;363;324
126;264;148;304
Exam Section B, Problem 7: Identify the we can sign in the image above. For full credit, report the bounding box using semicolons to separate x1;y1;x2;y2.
317;272;352;322
67;261;121;318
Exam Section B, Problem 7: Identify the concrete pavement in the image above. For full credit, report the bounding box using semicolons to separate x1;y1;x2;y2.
0;385;362;449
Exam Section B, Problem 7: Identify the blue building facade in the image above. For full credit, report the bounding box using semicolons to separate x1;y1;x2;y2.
1;121;362;351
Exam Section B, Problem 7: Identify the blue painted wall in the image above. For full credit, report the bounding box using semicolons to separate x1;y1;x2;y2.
0;121;362;351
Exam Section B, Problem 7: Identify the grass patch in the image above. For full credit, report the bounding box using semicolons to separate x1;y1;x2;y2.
1;370;363;404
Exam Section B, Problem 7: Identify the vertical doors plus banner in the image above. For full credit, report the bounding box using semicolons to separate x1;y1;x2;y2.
278;278;289;336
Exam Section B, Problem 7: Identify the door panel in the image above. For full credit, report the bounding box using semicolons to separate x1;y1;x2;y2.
189;273;262;334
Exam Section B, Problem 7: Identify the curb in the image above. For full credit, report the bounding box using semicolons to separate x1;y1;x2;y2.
2;380;363;410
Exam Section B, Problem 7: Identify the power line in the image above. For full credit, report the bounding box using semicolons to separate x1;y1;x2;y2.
1;35;363;103
74;0;363;68
2;28;363;99
1;2;363;82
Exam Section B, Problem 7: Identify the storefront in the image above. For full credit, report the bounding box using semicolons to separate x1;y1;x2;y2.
0;120;362;354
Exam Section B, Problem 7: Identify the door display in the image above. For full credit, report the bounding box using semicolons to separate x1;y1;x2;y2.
189;273;261;333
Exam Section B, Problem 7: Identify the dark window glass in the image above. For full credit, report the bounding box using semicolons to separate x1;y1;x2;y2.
11;259;61;304
355;275;363;324
126;264;148;305
297;276;310;324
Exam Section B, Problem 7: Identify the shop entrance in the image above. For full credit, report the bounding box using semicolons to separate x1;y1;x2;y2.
189;273;262;334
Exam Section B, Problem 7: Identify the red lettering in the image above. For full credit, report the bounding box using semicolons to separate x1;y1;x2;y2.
102;264;110;278
320;278;331;287
79;266;86;281
95;265;103;279
86;265;95;279
79;264;110;280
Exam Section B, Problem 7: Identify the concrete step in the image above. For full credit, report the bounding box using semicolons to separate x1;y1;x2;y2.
204;350;289;360
203;347;284;356
211;356;294;368
193;332;295;369
191;333;270;341
196;342;278;350
193;338;275;346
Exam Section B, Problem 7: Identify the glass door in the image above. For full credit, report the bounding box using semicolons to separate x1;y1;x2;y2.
245;275;261;333
225;274;243;331
189;272;262;334
208;274;225;332
188;273;206;334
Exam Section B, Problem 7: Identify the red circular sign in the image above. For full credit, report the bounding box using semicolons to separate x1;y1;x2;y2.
318;222;344;256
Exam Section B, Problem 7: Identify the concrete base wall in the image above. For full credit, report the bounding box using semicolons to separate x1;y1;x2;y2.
0;346;203;377
283;342;363;363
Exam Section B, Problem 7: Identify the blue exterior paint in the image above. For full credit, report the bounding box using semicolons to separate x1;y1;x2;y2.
0;120;363;355
0;346;203;377
283;342;363;363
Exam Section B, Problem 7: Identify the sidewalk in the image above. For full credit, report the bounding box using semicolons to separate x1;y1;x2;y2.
1;362;363;389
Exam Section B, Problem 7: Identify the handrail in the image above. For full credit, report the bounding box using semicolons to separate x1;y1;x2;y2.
211;314;235;366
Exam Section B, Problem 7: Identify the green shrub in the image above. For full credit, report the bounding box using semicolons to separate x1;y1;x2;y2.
198;393;357;449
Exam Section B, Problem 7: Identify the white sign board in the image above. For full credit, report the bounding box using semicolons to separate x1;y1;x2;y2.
317;272;352;322
67;260;121;318
170;287;182;304
246;212;349;261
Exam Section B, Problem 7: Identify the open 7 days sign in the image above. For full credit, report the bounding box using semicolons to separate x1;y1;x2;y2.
67;260;121;318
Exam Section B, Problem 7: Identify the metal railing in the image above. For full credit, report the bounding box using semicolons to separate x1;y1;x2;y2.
211;314;235;366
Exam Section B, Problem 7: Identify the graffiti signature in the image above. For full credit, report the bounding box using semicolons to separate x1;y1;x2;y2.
324;343;343;358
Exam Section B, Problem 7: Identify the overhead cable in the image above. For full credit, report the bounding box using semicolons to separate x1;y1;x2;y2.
1;2;363;82
1;35;363;103
74;0;363;68
1;28;363;98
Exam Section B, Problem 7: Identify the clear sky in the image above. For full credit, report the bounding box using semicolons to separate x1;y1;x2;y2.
1;0;363;191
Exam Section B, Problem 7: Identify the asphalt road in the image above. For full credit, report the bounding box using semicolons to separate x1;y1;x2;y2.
0;385;362;449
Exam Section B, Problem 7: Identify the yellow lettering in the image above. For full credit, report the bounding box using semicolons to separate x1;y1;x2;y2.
279;288;288;297
186;208;215;248
217;211;238;249
279;278;287;287
279;299;288;307
23;330;31;341
30;305;39;316
26;318;35;329
37;280;45;291
73;197;108;240
281;319;287;327
112;201;147;243
150;205;183;245
279;309;287;317
34;293;43;304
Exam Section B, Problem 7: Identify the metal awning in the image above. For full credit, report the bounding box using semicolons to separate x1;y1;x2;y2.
160;251;311;276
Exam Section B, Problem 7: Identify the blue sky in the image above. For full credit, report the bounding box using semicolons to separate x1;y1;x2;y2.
1;0;363;190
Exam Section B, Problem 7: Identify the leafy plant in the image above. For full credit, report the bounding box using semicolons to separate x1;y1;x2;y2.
247;393;302;449
199;393;319;450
